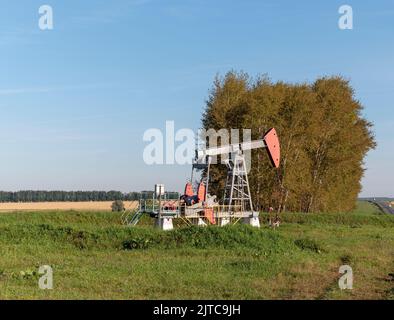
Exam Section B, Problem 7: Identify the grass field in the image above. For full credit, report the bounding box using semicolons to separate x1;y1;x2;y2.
0;201;393;300
0;201;138;212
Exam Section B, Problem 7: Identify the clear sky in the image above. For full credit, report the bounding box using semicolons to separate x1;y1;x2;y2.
1;0;393;196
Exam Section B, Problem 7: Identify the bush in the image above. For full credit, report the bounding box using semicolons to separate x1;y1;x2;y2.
111;200;125;212
122;237;151;250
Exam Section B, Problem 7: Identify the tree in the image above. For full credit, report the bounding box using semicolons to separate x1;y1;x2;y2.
0;191;156;203
202;72;376;213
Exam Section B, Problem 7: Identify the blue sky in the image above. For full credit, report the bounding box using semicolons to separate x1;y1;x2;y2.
0;0;393;196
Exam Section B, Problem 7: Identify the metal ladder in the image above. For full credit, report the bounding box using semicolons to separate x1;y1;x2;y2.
121;209;144;226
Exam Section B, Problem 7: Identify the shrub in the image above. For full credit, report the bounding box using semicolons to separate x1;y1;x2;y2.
122;237;151;250
111;200;125;212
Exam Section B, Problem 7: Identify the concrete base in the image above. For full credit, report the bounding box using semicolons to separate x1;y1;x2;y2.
243;216;260;228
156;217;174;231
220;217;231;227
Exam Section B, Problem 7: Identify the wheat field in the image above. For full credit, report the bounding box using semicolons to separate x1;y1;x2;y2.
0;201;139;212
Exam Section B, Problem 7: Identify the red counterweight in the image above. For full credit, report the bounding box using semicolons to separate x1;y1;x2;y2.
264;128;280;168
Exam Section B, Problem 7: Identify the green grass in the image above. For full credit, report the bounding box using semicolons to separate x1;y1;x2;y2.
0;201;393;299
354;200;383;215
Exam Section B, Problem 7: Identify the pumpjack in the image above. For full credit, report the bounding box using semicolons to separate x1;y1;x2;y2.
122;128;280;230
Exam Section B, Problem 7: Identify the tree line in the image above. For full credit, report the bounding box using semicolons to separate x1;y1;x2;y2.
0;191;179;203
203;72;376;213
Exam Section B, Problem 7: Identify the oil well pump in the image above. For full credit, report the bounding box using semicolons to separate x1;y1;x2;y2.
122;128;280;230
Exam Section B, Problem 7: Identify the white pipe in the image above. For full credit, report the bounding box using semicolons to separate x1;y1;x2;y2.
196;139;266;161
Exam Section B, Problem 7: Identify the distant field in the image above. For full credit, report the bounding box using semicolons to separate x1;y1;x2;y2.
0;201;138;212
0;201;393;299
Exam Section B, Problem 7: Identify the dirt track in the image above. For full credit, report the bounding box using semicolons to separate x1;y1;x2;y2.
0;201;138;212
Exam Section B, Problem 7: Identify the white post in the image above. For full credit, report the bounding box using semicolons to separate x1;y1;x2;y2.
157;216;174;231
243;212;260;228
220;217;231;226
